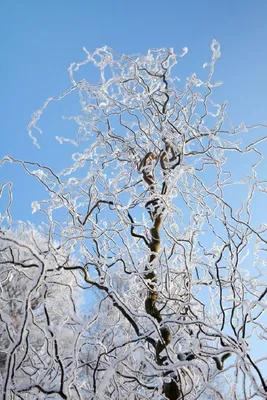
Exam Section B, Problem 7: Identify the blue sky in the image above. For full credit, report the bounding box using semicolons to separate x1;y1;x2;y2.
1;0;267;375
1;0;267;222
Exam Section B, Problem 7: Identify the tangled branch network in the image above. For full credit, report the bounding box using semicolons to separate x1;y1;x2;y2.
1;41;267;399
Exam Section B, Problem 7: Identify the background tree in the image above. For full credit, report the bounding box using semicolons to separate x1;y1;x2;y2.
1;41;267;399
0;224;88;399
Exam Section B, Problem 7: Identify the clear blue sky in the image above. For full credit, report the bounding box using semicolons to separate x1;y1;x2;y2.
1;0;267;369
1;0;267;222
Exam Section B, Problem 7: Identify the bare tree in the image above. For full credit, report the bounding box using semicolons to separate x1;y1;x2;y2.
0;225;89;399
1;41;267;399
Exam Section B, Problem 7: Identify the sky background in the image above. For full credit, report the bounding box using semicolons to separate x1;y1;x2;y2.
1;0;267;222
1;0;267;374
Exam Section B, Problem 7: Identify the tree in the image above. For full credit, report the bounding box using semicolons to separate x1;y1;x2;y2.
0;225;87;399
1;41;267;399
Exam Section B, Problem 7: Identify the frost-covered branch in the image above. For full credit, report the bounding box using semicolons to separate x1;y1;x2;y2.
1;42;267;399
